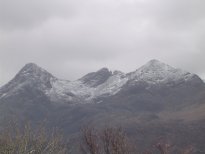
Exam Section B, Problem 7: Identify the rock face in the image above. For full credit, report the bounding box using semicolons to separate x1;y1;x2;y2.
0;59;205;152
80;68;112;87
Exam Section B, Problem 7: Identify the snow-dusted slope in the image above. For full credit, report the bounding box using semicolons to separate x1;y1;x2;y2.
44;59;201;103
93;71;128;97
128;59;196;84
0;60;202;104
46;70;129;103
46;79;92;103
0;63;129;103
0;63;56;99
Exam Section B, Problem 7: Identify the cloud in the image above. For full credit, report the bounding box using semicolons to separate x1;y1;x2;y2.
0;0;77;30
0;0;205;85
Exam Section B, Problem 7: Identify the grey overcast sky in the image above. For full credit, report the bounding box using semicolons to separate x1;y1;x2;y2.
0;0;205;85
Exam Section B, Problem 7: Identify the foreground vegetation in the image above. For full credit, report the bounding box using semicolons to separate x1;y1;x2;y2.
0;123;194;154
0;122;68;154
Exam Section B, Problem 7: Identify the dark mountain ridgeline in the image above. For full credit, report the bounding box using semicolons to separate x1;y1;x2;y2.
0;59;205;152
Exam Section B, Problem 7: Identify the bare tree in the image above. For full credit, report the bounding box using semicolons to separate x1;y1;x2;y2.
101;127;133;154
181;145;194;154
81;127;101;154
81;126;134;154
154;142;172;154
0;121;69;154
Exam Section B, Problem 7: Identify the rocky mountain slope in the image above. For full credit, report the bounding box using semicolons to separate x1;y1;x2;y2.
0;59;205;152
1;59;203;105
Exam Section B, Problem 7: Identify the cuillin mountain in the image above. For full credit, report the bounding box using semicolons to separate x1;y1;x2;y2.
1;59;205;152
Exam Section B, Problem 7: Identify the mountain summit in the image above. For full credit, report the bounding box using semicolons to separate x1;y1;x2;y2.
80;67;112;87
0;60;205;152
128;59;199;85
16;63;55;81
0;59;204;104
0;63;55;99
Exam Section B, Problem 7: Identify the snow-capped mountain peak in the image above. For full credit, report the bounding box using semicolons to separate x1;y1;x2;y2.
0;63;56;99
1;60;203;104
12;63;56;88
17;63;54;79
129;59;195;84
137;59;176;73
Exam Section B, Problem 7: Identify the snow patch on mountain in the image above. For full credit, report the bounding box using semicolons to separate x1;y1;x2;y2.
128;59;195;84
46;70;129;103
93;71;128;97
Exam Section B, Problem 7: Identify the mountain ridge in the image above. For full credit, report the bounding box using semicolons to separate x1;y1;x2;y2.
1;59;204;104
1;59;205;152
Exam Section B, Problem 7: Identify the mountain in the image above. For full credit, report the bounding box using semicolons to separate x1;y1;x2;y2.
1;60;203;105
0;63;54;96
128;59;198;84
1;59;205;152
113;59;205;111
